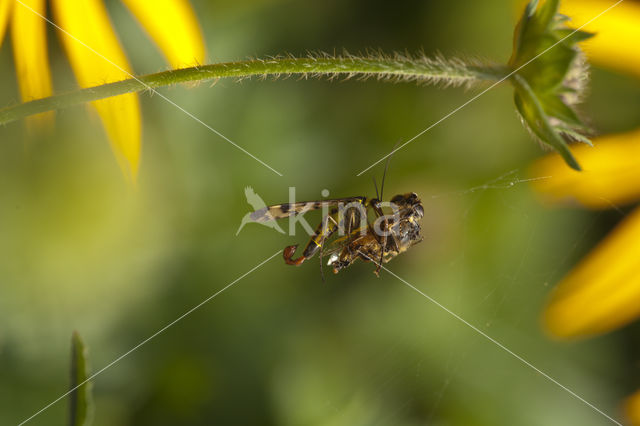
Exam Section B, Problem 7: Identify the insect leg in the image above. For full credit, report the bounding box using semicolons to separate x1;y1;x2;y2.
319;242;325;282
283;209;338;266
367;199;394;276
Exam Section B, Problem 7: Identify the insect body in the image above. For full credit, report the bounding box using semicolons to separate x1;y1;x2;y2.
251;192;424;275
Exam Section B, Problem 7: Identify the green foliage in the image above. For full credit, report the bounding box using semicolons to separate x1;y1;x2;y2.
0;54;506;127
0;0;597;174
69;332;94;426
510;0;594;170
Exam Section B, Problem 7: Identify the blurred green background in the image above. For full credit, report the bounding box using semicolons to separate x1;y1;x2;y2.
1;0;639;425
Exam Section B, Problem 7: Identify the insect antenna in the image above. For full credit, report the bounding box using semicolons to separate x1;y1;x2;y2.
372;176;380;200
380;139;402;201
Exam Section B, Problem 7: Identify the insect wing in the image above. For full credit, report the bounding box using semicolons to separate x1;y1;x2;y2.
250;197;365;223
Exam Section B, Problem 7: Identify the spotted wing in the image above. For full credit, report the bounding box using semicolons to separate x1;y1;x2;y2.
249;197;365;223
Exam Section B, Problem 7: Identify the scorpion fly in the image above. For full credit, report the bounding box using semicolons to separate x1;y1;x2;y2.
250;157;424;276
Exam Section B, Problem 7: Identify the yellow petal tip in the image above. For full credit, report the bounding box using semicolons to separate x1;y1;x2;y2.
625;390;640;426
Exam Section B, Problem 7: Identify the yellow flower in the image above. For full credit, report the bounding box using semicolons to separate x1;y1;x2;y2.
626;390;640;426
528;0;640;422
559;0;640;79
1;0;206;180
531;0;640;338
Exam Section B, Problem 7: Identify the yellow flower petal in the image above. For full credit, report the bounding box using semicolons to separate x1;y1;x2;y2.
11;0;53;125
543;206;640;338
121;0;205;68
530;129;640;209
625;390;640;426
0;0;12;46
52;0;141;180
560;0;640;78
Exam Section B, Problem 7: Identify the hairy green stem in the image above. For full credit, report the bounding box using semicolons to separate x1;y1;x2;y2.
0;55;509;125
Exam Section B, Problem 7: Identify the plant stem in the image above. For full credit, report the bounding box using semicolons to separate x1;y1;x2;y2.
0;55;509;126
